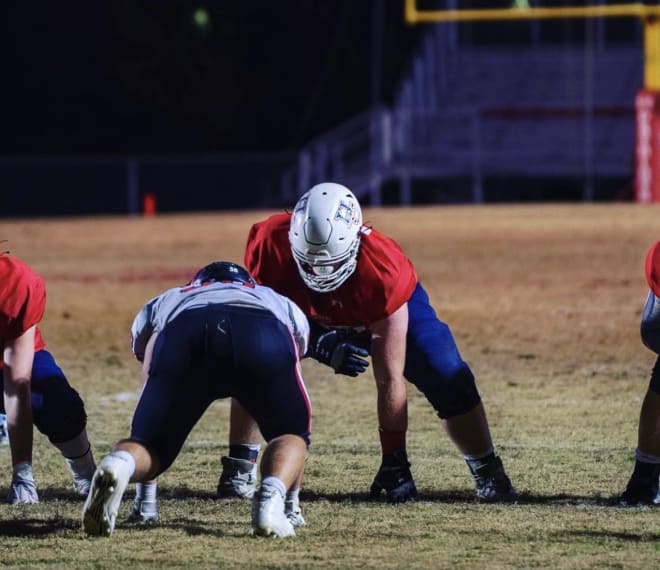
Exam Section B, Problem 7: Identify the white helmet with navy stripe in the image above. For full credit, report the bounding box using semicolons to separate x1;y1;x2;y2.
289;182;363;292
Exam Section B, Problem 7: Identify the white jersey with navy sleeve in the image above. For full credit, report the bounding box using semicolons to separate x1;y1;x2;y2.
131;281;310;362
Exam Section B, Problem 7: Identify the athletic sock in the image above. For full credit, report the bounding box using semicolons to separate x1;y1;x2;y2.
107;450;137;479
53;429;91;459
136;480;158;502
378;428;407;456
464;448;496;473
630;458;660;480
635;448;660;465
261;476;287;498
286;487;300;504
65;445;96;481
13;461;34;481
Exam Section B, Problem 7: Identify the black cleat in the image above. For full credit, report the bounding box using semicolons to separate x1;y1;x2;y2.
469;455;518;503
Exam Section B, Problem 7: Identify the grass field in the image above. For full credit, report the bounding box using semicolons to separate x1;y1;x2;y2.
1;203;659;569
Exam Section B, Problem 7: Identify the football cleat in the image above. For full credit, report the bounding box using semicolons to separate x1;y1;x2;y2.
285;496;306;528
618;462;660;506
251;484;295;538
125;496;159;523
369;450;418;504
82;455;131;537
469;455;518;503
217;456;257;499
71;476;92;498
7;476;39;505
618;486;660;507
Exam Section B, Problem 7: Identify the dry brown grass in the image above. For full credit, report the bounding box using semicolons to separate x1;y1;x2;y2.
1;203;659;569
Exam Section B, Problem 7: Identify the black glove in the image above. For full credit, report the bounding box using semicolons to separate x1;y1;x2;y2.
369;451;418;504
310;329;370;377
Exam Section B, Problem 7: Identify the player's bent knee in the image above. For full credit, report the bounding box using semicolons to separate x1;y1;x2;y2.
425;366;482;419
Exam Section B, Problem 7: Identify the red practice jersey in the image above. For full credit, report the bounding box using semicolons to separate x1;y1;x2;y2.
244;212;418;329
646;241;660;298
0;255;47;357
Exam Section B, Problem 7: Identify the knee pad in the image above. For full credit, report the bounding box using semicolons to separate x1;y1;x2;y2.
32;380;88;443
404;289;481;418
423;365;482;419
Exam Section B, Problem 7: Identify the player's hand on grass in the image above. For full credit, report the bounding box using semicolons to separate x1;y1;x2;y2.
369;451;418;504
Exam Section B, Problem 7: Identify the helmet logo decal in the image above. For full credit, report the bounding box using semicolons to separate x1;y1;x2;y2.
335;200;357;227
294;194;308;213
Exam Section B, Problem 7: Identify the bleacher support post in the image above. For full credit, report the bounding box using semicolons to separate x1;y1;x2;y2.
636;16;660;203
470;113;483;204
635;90;660;203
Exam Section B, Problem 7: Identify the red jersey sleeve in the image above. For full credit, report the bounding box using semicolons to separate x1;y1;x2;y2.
645;240;660;297
0;255;47;351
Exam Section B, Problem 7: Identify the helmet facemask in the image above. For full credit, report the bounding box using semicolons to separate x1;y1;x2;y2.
292;235;361;292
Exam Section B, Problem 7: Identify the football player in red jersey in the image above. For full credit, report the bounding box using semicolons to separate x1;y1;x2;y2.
219;182;517;504
619;241;660;505
0;252;95;504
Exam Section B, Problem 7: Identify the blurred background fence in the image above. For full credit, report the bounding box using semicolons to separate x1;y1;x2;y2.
0;2;647;216
284;22;642;206
0;152;296;216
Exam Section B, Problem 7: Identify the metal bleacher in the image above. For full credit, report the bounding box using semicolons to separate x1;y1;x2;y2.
280;25;643;205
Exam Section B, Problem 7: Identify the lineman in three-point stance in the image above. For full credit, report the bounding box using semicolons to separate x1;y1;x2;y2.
218;182;517;505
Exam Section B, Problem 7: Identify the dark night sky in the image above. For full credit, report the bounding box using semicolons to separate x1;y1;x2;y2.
2;1;421;155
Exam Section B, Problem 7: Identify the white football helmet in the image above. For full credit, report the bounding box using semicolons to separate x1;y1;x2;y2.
289;182;363;292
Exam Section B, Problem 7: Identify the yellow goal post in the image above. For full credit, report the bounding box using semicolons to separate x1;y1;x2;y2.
403;0;660;89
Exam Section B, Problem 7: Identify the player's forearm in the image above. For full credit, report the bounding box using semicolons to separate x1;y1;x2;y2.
371;345;408;431
3;328;36;465
374;372;408;432
3;381;34;465
370;311;408;431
